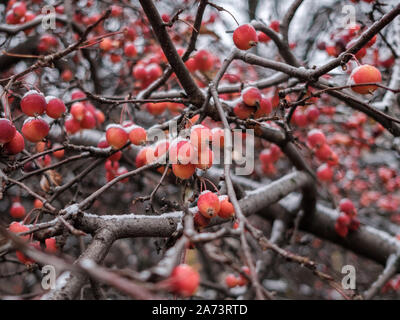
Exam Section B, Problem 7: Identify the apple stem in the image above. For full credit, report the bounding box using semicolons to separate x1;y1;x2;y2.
202;177;221;196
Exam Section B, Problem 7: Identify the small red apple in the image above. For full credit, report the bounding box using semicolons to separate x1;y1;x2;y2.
4;131;24;154
348;64;382;94
307;129;326;149
218;195;235;219
20;90;46;116
0;118;16;144
233;24;258;50
106;124;128;149
21;117;50;142
45;96;66;119
317;163;333;182
241;87;261;107
197;190;220;218
10;201;26;219
168;264;200;297
172;163;196;179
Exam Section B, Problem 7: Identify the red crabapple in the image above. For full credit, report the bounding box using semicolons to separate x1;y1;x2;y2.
135;147;155;168
169;139;196;164
315;143;333;161
339;198;356;216
123;26;136;41
317;163;333;182
52;143;65;159
193;209;210;228
45;237;58;253
6;11;20;25
34;199;43;209
194;49;213;72
346;40;367;59
20;90;46;116
190;125;211;150
146;63;163;80
128;126;147;145
225;274;239;288
38;154;51;167
292;110;308;127
172;163;196;180
348;64;382;94
233;101;255;120
0;118;16;144
45;96;66;119
337;213;351;226
37;34;58;53
16;242;40;265
307;129;326;149
237;266;251;286
327;152;339;166
254;97;272;118
169;264;200;297
61;69;73;82
242;87;261;107
117;166;129;183
133;65;147;80
124;43;137;58
21;117;50;142
146;102;167;116
23;161;37;173
4;131;24;155
106;124;128;149
99;38;113;51
10;201;26;219
36;141;48;153
162;13;170;23
197;191;220;218
80;110;96;129
9;221;30;240
70;102;86;121
154;140;170;159
270;20;280;32
233;24;258;50
110;5;123;17
259;149;272;164
366;34;377;47
257;32;270;43
218;195;235;219
335;221;348;238
65;116;81;134
12;2;27;18
185;58;197;72
306;106;320;122
95;110;105;124
70;90;86;100
269;144;282;161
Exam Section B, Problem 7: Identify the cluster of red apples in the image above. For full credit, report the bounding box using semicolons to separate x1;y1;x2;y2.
307;129;338;182
225;266;251;288
8;222;57;265
194;191;235;228
66;91;105;134
1;90;65;156
334;198;360;238
233;86;272;120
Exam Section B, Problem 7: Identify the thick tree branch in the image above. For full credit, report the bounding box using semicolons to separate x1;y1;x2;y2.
138;0;205;106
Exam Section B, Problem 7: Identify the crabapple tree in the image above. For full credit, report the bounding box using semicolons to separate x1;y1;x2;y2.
0;0;400;300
